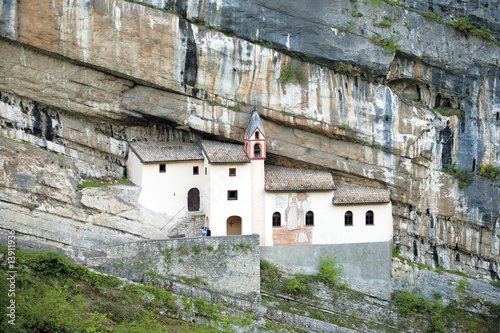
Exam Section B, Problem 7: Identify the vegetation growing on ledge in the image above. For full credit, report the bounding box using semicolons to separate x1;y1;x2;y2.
280;61;308;85
479;163;500;181
434;107;461;118
77;177;130;190
369;34;401;52
442;165;473;188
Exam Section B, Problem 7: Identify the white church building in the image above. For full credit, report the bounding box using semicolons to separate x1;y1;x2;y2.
127;108;393;247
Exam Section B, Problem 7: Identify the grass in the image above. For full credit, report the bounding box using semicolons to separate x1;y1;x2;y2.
434;107;461;118
77;180;112;191
0;247;252;332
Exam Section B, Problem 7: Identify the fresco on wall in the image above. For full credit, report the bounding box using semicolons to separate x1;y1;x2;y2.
272;192;313;245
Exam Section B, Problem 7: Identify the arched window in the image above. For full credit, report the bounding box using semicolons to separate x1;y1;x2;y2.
365;210;374;225
344;211;353;226
254;143;261;157
255;131;260;139
305;211;314;226
272;212;281;227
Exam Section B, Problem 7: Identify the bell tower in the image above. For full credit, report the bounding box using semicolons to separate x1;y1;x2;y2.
245;106;266;160
245;106;266;245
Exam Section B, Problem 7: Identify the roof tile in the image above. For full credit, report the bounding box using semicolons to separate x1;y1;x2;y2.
129;142;203;163
265;165;335;191
200;140;250;164
333;185;391;205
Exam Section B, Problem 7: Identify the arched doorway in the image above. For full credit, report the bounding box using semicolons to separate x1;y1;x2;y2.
187;188;200;211
226;216;242;235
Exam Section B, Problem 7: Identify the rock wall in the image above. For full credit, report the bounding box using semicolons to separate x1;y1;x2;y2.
87;234;261;296
0;0;499;281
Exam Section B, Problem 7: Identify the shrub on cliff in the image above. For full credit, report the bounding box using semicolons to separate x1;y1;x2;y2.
318;256;346;289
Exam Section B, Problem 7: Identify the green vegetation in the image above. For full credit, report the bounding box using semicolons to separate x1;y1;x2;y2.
369;0;385;7
280;61;308;85
442;165;473;188
0;247;255;332
370;34;401;51
318;256;346;288
232;242;252;251
453;17;492;40
77;180;112;190
374;15;393;28
393;289;494;332
434;107;461;118
422;11;443;24
479;163;500;181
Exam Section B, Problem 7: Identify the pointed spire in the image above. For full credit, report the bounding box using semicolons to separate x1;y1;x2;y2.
246;106;266;139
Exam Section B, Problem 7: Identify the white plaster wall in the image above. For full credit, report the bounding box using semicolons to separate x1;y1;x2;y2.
322;202;393;244
127;149;143;187
138;160;205;216
250;159;266;245
205;163;252;237
264;191;393;246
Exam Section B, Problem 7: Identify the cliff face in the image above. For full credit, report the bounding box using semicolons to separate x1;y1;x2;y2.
0;0;499;279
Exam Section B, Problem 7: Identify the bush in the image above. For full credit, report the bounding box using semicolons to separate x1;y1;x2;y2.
284;277;309;295
479;163;500;181
442;165;473;188
318;256;345;288
281;61;308;84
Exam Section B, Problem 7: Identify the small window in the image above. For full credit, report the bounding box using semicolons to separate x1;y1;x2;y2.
255;131;260;139
159;164;166;173
193;166;199;175
227;190;238;200
344;211;353;226
305;211;314;226
272;212;281;227
205;167;207;175
366;210;374;225
229;168;236;177
254;143;261;157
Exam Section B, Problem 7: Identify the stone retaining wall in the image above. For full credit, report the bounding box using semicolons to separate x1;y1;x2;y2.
87;234;260;296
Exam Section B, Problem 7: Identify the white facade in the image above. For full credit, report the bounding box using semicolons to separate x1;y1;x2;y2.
202;160;253;237
263;191;392;246
138;160;205;215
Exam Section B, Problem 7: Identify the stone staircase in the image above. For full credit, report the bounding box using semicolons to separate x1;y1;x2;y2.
166;213;205;238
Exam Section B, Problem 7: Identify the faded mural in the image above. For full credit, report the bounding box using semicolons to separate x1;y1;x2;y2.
272;192;313;245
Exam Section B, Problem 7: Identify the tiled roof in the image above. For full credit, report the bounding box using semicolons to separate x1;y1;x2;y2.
265;165;335;191
246;106;266;138
333;185;391;205
129;142;203;163
200;140;250;164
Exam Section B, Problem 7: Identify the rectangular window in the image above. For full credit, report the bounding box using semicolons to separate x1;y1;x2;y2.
205;167;207;175
227;190;238;200
193;166;199;175
159;164;166;173
229;168;236;177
